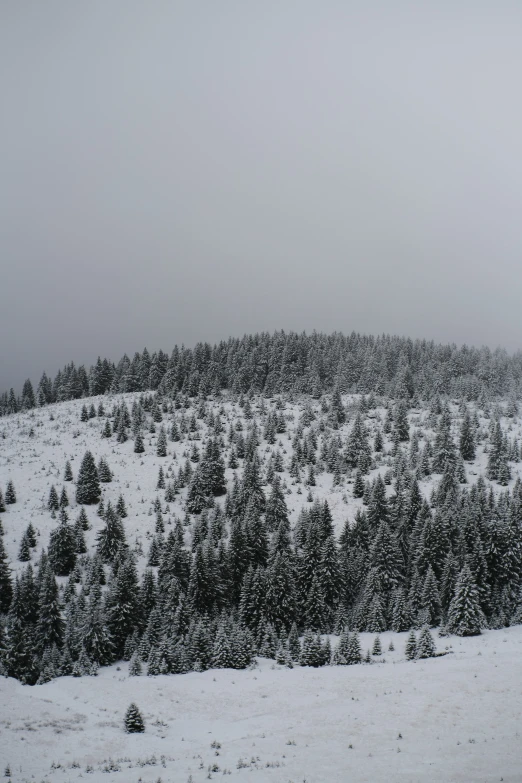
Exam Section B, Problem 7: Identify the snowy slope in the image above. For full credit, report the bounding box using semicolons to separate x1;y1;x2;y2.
1;392;522;782
2;626;522;783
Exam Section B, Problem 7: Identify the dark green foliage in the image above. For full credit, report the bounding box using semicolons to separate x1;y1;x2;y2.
18;532;31;562
64;461;74;481
459;410;475;461
36;568;64;654
5;481;16;504
371;635;382;655
48;513;77;576
124;703;145;733
394;401;409;442
76;451;101;505
352;469;365;498
76;507;90;531
156;426;167;457
134;430;145;453
447;565;485;636
0;536;13;612
97;503;126;563
59;486;69;508
116;494;128;518
416;625;436;658
405;629;417;660
98;457;113;482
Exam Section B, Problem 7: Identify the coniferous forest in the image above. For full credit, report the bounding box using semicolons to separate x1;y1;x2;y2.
1;330;522;687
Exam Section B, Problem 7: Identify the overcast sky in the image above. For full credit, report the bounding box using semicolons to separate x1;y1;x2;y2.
1;2;522;390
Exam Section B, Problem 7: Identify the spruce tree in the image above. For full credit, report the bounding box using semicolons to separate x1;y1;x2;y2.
129;653;142;676
156;426;167;457
98;457;113;483
49;510;77;576
134;430;145;453
459;410;476;461
416;625;436;658
36;568;64;653
97;504;126;563
5;481;16;505
48;485;59;512
371;635;382;655
405;629;417;660
59;486;69;508
0;536;13;612
76;451;101;505
447;565;485;636
124;703;145;733
18;532;31;562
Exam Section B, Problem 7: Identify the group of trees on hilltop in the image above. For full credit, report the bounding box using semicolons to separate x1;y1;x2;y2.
3;331;522;415
2;346;522;685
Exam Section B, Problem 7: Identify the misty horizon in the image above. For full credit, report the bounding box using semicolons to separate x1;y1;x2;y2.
2;3;522;391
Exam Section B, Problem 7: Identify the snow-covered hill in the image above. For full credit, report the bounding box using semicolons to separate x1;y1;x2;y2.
2;389;522;782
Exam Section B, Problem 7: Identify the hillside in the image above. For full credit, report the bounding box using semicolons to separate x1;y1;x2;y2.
1;380;522;781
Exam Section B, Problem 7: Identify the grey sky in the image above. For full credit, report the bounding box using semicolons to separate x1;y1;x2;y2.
1;2;522;390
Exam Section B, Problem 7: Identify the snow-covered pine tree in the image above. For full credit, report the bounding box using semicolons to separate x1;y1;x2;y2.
124;703;145;733
75;451;101;505
447;564;485;636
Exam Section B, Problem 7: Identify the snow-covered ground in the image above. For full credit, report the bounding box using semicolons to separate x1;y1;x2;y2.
2;626;522;783
2;393;522;782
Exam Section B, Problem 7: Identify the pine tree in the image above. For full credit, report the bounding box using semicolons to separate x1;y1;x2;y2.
47;484;60;511
36;569;64;654
372;635;382;655
447;565;485;636
59;486;69;508
64;461;74;482
76;507;90;531
394;401;409;442
353;469;365;498
97;504;126;563
404;629;417;660
186;469;208;515
156;426;167;457
129;653;142;676
0;536;13;612
420;566;441;627
459;410;476;461
287;622;301;661
18;532;31;562
76;451;101;505
5;481;16;505
157;466;165;489
416;625;436;658
265;476;289;532
134;430;145;453
391;588;411;632
98;457;113;483
49;511;76;576
212;622;233;668
299;629;322;667
124;703;145;733
116;494;128;518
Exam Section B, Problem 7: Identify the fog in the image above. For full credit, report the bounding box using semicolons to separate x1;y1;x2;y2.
2;2;522;390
